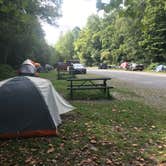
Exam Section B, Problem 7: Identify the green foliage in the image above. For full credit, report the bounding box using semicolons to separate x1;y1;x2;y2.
55;31;75;61
54;27;81;62
146;63;160;71
96;0;123;12
78;0;161;66
141;0;166;63
72;1;147;65
0;0;62;67
52;0;166;66
74;15;102;65
0;64;16;80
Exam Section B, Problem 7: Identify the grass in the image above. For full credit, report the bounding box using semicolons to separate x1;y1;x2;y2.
0;71;166;165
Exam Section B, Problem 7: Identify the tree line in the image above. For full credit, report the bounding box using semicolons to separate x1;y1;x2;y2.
0;0;62;68
54;0;166;67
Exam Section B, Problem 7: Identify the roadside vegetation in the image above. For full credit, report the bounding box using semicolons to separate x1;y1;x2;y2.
54;0;166;69
0;71;165;166
0;64;16;81
1;0;166;72
0;0;62;68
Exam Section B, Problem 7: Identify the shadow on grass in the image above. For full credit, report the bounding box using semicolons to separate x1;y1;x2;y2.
66;90;115;101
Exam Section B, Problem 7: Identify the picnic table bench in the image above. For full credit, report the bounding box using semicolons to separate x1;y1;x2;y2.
67;77;113;99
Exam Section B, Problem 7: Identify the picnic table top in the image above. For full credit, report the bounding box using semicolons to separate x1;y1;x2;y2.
67;77;111;81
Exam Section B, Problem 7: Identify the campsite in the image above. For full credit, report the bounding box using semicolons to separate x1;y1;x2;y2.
0;0;166;165
0;71;165;165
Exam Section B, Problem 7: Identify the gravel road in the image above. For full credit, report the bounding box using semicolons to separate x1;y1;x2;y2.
88;68;166;111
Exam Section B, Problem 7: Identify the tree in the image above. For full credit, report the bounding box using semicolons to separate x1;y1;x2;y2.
141;0;166;63
74;15;102;65
96;0;146;64
54;27;81;62
0;0;62;67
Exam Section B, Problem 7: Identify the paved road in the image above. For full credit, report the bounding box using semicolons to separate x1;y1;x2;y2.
87;68;166;89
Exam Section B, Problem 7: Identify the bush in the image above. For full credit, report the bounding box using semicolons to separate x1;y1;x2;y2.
0;64;16;81
146;63;160;71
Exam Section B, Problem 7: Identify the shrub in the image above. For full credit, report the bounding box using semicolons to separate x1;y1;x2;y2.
0;64;16;81
146;63;160;71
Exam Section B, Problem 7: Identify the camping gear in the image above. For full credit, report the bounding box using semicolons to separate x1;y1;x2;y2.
19;59;37;76
120;62;128;69
0;76;74;139
34;63;41;67
155;65;166;72
19;64;37;76
45;64;54;72
98;63;108;69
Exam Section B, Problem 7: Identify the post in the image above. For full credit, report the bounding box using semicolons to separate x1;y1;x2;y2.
107;87;110;98
70;80;73;99
103;79;107;94
57;68;60;80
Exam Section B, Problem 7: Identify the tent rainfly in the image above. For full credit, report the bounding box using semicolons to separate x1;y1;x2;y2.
0;76;75;139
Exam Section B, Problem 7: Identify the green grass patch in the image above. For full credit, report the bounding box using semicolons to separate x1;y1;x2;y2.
0;71;165;165
112;86;141;97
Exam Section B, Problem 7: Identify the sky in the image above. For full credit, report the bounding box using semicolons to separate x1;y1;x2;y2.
42;0;98;45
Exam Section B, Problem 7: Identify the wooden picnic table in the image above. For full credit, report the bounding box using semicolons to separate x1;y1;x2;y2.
67;77;112;99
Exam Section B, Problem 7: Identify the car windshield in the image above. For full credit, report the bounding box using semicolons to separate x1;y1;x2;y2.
73;64;84;68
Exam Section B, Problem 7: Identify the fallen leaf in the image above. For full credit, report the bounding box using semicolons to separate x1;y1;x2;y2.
92;156;98;161
148;139;153;144
90;139;97;144
158;145;163;149
106;159;113;165
47;147;55;153
60;143;65;148
30;160;38;165
132;144;138;147
112;108;117;112
25;156;33;163
49;143;53;147
90;145;98;151
115;126;123;132
51;159;57;163
79;158;92;165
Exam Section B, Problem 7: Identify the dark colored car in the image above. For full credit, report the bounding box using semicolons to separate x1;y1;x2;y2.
98;63;108;69
56;62;68;71
66;60;80;66
68;63;86;74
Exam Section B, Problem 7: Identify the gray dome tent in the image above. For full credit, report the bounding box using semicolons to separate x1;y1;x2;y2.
0;76;74;139
18;59;37;76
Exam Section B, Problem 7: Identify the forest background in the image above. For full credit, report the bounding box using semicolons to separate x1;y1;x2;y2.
0;0;166;69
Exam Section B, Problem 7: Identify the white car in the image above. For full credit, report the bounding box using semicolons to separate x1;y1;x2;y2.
68;63;87;74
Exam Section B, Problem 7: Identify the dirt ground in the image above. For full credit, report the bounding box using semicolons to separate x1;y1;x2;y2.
111;79;166;111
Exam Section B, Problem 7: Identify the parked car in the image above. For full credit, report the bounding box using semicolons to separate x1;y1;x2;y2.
127;63;144;71
56;62;68;71
68;63;86;74
66;60;80;66
98;63;108;69
108;65;117;69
